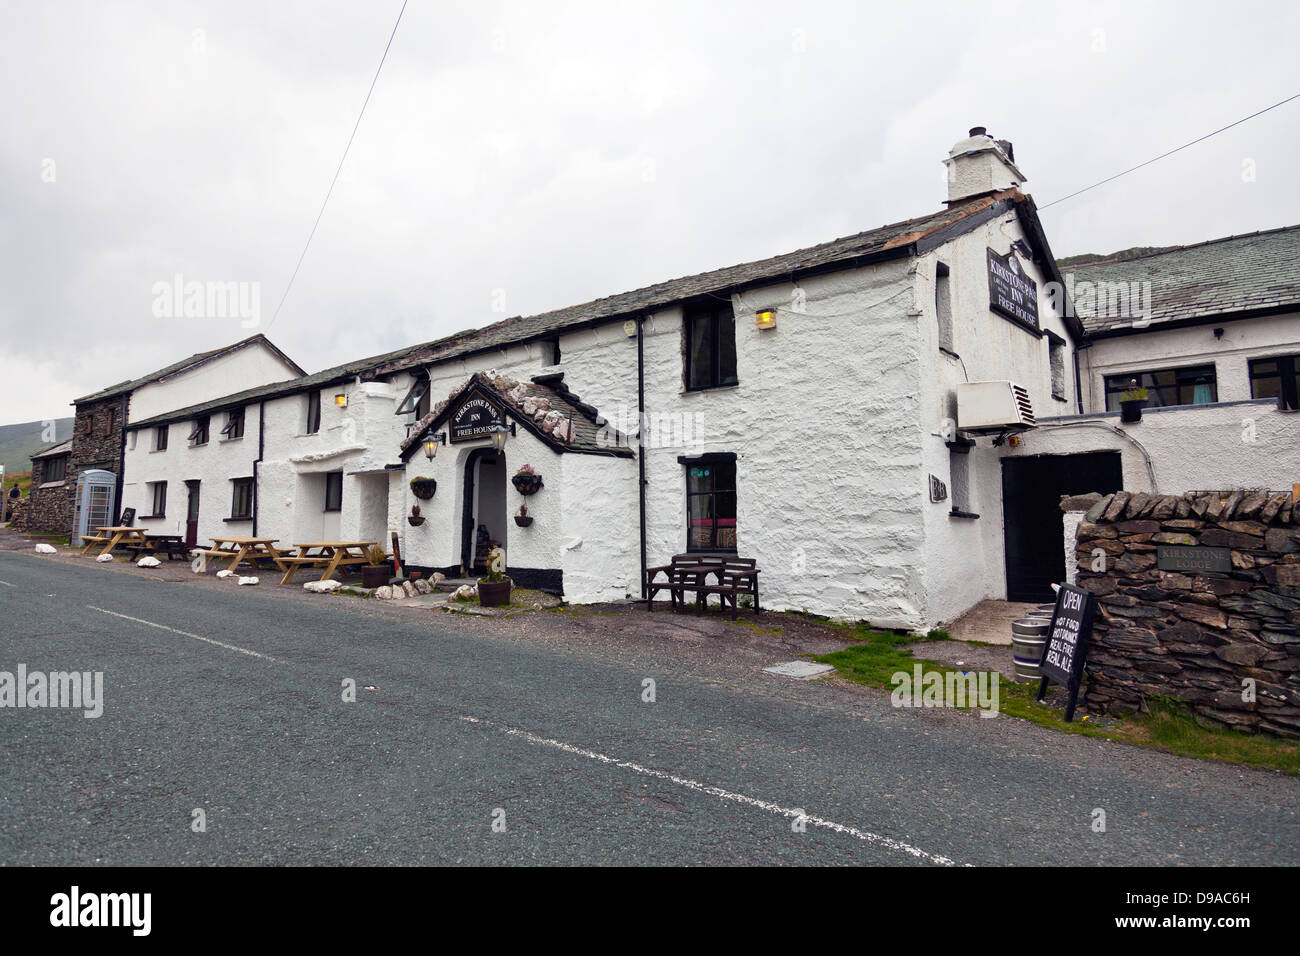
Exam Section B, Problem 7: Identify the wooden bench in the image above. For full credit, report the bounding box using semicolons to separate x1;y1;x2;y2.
645;554;760;619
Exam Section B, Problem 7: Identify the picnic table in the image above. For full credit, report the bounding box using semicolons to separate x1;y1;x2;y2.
126;534;190;561
276;541;377;585
645;554;760;619
194;536;282;574
82;526;148;557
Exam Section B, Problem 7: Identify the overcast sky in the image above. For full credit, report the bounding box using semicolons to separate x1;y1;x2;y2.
2;0;1296;426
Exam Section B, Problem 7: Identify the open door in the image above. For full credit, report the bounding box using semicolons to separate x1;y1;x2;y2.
185;480;201;547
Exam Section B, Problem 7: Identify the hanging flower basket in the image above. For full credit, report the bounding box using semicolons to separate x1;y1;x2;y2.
512;474;543;496
410;477;437;499
513;514;534;527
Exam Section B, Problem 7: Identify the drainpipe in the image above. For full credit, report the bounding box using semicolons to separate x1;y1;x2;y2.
253;401;265;536
637;315;648;599
115;395;127;521
1073;342;1086;415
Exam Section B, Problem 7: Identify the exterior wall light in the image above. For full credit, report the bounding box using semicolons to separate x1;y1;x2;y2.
755;309;777;330
489;421;516;452
334;393;348;408
423;432;446;460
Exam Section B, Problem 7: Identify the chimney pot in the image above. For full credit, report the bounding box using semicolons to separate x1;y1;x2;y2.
969;126;987;137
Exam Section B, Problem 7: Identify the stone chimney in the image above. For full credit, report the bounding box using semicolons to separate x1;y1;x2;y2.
944;127;1026;205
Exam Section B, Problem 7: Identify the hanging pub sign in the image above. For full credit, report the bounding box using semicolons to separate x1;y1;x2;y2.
450;389;506;443
1036;582;1097;722
986;247;1039;331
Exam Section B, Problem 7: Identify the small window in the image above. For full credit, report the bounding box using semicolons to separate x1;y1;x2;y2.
84;414;94;436
949;451;972;514
1250;354;1300;410
148;481;167;518
43;455;69;483
306;391;321;434
936;262;954;353
1104;365;1216;411
1048;334;1066;401
543;338;561;366
221;407;245;440
324;471;343;512
107;408;116;435
188;416;210;445
684;304;738;391
155;425;169;451
684;457;737;552
230;477;254;520
396;374;430;417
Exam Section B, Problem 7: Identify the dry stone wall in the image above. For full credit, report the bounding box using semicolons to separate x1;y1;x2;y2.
1073;489;1300;737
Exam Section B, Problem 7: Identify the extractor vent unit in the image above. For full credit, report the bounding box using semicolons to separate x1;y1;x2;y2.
956;381;1036;434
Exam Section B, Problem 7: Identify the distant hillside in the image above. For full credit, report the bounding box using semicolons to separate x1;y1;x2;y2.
0;419;74;475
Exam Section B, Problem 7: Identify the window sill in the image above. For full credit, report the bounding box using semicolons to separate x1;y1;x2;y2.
38;480;67;489
149;448;168;454
681;383;740;396
224;516;253;523
949;509;981;520
323;508;342;513
219;436;245;443
140;513;165;520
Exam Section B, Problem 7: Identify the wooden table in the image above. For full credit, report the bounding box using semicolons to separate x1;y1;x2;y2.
83;526;148;557
277;541;377;585
195;536;281;573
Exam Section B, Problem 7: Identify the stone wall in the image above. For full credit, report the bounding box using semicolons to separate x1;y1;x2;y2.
1073;489;1300;737
22;454;76;534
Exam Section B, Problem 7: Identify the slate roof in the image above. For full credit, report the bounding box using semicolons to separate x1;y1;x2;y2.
30;439;73;460
73;334;305;405
399;370;634;459
1061;224;1300;335
371;191;1056;376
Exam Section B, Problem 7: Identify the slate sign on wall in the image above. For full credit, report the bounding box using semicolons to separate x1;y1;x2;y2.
450;390;506;443
1037;582;1097;721
1156;545;1232;573
986;247;1039;331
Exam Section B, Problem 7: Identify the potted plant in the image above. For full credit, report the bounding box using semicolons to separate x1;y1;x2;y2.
1119;382;1148;423
511;463;543;496
410;475;437;499
361;545;390;588
407;504;425;527
514;503;533;527
477;546;512;607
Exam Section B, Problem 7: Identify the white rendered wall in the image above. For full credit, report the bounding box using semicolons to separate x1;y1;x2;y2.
916;212;1081;628
121;411;262;545
128;343;300;423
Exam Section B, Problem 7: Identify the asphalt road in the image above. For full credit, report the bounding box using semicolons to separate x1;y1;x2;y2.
0;550;1296;866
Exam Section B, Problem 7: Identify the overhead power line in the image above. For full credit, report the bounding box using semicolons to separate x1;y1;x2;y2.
1040;92;1300;210
264;0;409;332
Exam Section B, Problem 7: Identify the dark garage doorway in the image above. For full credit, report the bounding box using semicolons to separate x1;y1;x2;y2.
1001;451;1123;602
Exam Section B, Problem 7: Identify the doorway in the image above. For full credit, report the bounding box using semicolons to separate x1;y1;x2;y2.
461;449;506;574
185;480;201;547
1001;452;1122;602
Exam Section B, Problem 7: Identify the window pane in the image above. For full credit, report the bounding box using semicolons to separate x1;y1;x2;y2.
713;460;736;494
717;311;737;385
688;315;712;389
687;493;714;550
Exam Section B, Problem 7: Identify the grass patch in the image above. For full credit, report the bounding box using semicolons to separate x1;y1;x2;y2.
813;623;1299;775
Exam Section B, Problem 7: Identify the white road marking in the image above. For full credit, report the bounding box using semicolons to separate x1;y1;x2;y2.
458;715;962;866
0;579;14;587
87;606;284;663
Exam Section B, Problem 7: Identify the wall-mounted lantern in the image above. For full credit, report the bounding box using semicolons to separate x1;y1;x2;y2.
489;421;516;453
423;432;446;460
755;309;777;330
334;393;348;408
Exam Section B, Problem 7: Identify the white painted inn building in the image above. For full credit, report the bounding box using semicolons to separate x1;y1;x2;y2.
99;129;1298;632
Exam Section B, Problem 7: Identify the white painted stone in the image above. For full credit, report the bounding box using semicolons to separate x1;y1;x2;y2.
237;576;259;586
34;543;57;554
414;578;432;594
95;553;113;563
216;569;234;578
304;579;341;593
402;580;418;597
375;585;394;600
763;661;835;679
136;556;161;568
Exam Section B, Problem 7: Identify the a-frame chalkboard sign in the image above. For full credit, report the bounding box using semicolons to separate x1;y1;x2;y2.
1036;582;1097;722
